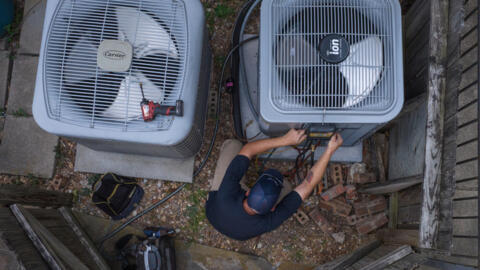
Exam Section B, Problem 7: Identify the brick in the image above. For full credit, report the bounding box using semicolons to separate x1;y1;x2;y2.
293;209;309;225
330;164;343;185
321;184;346;201
346;215;360;225
309;208;335;236
354;196;387;217
352;172;376;184
318;198;352;217
356;212;388;234
345;185;358;201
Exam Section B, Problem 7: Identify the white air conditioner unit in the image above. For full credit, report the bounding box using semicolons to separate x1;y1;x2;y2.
33;0;211;158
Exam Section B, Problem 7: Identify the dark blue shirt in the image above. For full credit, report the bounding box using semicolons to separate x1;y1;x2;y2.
205;155;302;241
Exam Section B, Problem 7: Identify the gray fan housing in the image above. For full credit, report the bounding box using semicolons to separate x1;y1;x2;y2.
258;0;404;145
33;0;211;158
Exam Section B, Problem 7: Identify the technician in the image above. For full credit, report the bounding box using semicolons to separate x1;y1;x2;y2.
205;129;343;240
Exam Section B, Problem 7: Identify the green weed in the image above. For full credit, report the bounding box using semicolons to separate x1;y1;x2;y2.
214;4;235;19
87;174;101;186
185;189;208;233
4;7;23;45
26;173;41;186
79;187;91;197
12;108;30;117
54;144;65;167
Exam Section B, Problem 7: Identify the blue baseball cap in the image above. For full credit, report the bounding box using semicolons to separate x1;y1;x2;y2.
247;169;283;215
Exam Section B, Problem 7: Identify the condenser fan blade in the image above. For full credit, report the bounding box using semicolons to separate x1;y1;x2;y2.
116;6;179;59
102;72;165;120
275;36;320;104
339;36;383;108
63;73;123;116
134;53;181;100
64;36;99;86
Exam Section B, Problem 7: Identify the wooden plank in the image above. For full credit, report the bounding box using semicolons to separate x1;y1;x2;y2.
10;205;64;270
0;185;73;208
457;121;478;145
452;199;478;217
458;83;478;109
10;205;89;270
419;248;478;267
376;229;419;247
405;0;431;43
453;218;478;236
398;204;422;225
460;30;477;56
465;0;479;16
0;208;49;270
359;245;413;270
456;141;478;163
454;179;478;199
389;253;427;269
459;64;478;91
452;237;478;257
419;0;449;249
460;46;478;73
455;160;478;181
398;185;423;207
359;175;423;195
389;192;398;229
457;102;478;126
315;240;381;270
374;134;387;183
58;207;110;270
461;9;478;37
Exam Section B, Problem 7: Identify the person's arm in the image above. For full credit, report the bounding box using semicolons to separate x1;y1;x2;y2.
294;133;343;200
238;129;307;159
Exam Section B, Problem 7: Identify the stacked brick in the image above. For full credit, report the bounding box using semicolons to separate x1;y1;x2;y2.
294;163;389;238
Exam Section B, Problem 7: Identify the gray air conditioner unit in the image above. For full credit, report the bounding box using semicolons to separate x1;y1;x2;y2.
258;0;404;146
33;0;211;158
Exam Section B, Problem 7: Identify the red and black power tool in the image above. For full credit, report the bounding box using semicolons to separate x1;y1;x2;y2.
139;83;184;122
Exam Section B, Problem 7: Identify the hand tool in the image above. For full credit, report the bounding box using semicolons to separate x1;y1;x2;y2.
139;83;184;122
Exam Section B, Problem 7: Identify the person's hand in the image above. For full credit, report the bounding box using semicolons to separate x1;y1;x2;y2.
327;133;343;154
282;129;307;146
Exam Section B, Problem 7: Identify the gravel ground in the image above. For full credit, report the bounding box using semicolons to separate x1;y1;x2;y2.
0;0;415;266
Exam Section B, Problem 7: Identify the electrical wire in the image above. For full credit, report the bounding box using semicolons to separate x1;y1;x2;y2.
97;34;260;249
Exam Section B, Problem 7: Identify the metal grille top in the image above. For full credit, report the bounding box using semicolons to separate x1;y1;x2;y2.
263;0;400;114
44;0;187;131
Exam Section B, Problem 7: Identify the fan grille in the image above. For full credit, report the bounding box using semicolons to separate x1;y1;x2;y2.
269;0;395;111
44;0;187;131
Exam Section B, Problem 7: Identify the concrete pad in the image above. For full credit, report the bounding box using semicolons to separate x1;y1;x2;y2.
75;144;194;183
7;55;38;115
19;0;46;55
0;38;7;51
0;116;58;178
0;51;9;107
